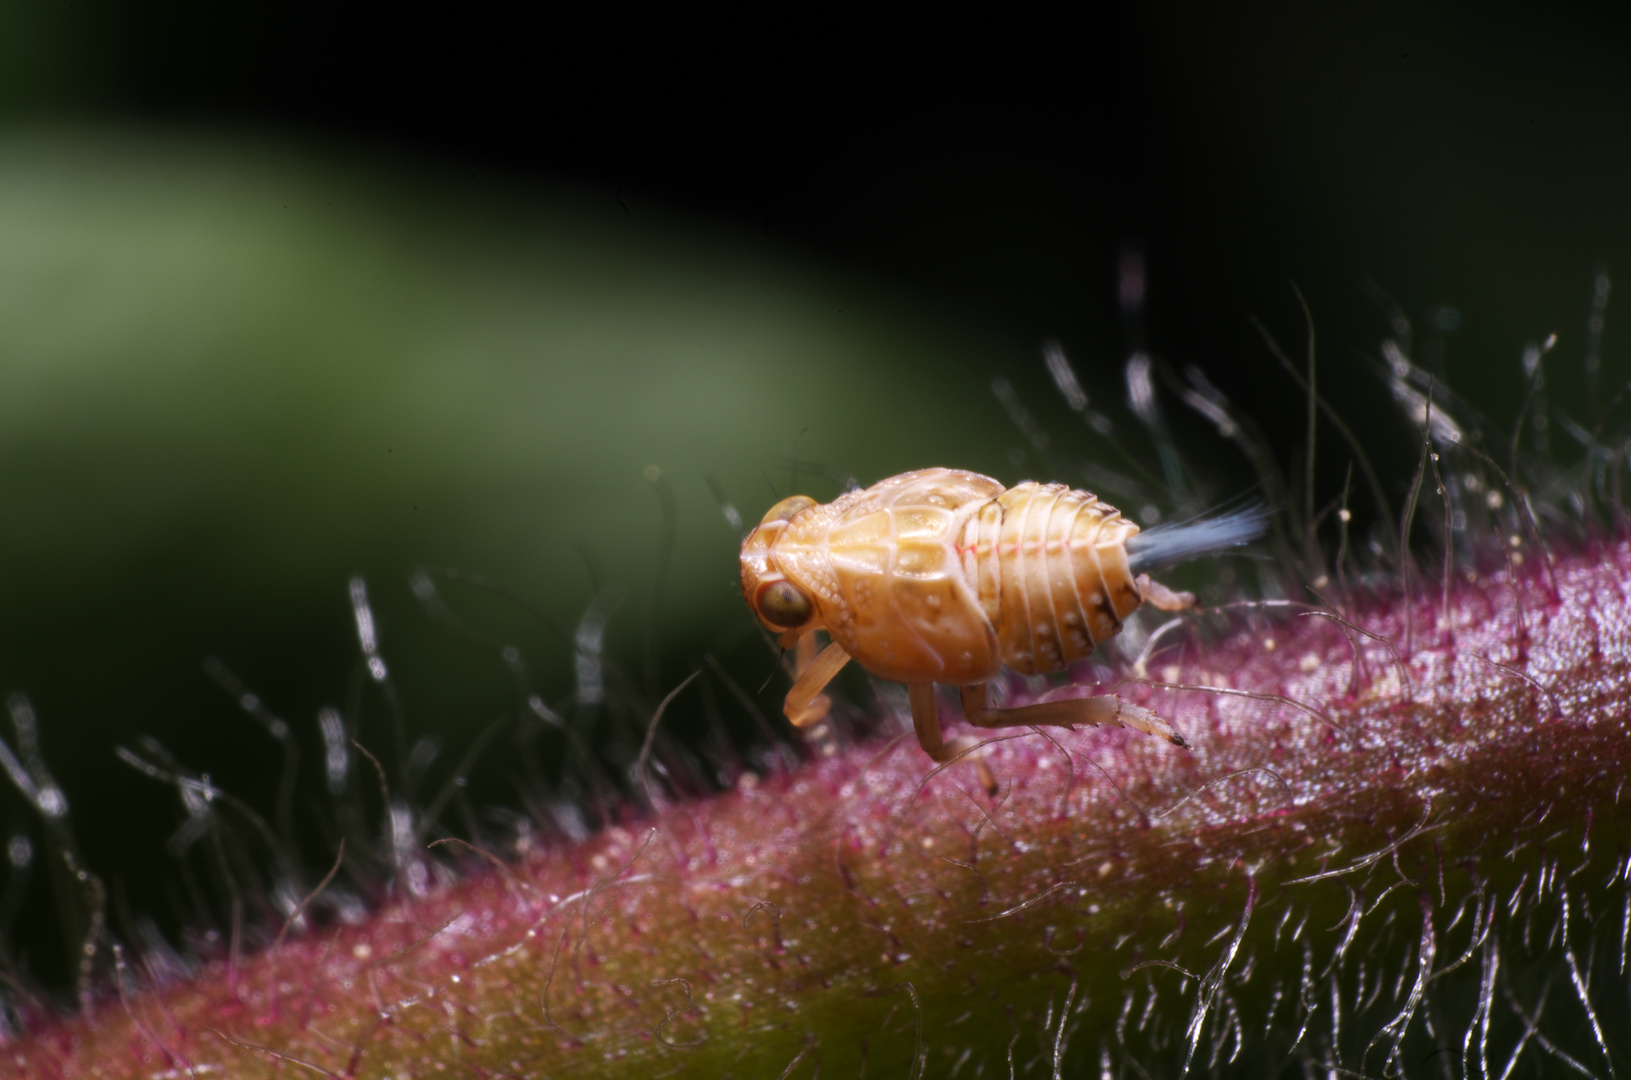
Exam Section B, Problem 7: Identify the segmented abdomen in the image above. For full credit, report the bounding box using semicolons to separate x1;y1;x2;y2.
959;482;1142;676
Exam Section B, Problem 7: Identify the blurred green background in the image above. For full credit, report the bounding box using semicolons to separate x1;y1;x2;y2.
1;1;1629;988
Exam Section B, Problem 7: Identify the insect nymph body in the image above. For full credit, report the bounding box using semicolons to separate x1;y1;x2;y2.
740;467;1263;790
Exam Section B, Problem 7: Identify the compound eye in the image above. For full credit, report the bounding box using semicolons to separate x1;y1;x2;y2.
756;580;812;628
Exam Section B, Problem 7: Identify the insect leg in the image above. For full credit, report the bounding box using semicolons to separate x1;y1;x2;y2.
959;683;1189;748
1136;573;1195;612
783;639;852;727
909;684;998;796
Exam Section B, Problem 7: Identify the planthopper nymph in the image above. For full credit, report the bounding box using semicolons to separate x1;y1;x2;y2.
739;468;1267;792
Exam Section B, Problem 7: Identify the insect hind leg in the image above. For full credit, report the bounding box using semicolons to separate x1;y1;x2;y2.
909;684;998;796
958;683;1189;748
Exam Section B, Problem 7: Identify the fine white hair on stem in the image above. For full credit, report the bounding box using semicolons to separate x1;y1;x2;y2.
1126;504;1272;574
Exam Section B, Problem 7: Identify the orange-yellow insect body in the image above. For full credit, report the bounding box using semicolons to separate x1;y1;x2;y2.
740;468;1243;792
741;469;1147;683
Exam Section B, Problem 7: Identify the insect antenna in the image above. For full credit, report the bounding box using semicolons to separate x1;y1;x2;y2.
758;646;786;695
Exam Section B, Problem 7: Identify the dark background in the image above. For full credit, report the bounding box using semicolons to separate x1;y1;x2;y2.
12;1;1629;415
2;0;1630;991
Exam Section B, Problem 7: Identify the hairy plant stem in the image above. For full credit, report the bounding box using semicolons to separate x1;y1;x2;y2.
12;546;1631;1078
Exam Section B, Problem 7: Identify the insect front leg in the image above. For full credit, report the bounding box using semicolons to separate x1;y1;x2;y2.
958;683;1189;748
908;684;999;796
784;638;852;727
